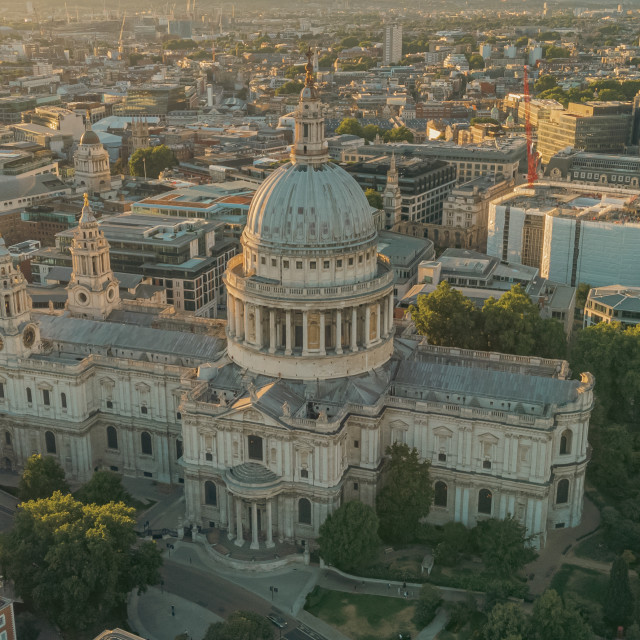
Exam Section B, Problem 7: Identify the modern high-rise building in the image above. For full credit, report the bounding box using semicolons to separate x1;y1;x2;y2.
487;184;640;287
537;102;634;165
383;25;402;65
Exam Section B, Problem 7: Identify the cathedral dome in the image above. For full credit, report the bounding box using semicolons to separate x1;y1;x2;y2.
79;129;100;146
243;161;376;253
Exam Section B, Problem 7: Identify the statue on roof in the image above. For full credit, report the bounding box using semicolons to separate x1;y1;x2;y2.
305;47;315;88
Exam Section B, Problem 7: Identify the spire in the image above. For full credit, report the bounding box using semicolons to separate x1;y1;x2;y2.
79;193;97;225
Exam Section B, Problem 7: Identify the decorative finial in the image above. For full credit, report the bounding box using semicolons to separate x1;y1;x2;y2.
305;46;315;88
83;192;89;208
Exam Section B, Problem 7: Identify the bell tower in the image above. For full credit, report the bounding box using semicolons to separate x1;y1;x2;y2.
383;153;402;228
0;236;40;360
67;194;120;320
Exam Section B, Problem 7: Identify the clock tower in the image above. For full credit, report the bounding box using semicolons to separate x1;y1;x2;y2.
67;195;120;320
0;236;40;360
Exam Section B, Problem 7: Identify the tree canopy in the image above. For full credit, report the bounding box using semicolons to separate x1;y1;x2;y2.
604;556;634;629
129;145;177;179
75;470;135;506
318;500;379;572
410;282;567;359
377;442;433;544
203;610;274;640
0;492;162;631
475;516;537;578
365;188;383;209
275;80;304;95
18;454;69;502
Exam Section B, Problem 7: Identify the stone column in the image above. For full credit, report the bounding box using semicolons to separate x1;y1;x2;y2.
364;305;371;347
235;498;244;546
250;501;259;550
319;312;326;355
351;307;358;352
243;303;250;344
335;309;343;354
302;310;309;355
235;299;242;339
269;309;276;354
376;302;381;341
382;299;388;337
266;499;275;548
227;491;233;540
255;305;262;348
227;295;235;337
388;294;395;336
285;310;292;355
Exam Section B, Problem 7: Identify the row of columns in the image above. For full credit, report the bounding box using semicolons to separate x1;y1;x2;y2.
226;492;275;550
227;293;395;356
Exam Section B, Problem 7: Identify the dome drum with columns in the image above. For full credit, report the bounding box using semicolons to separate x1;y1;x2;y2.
224;51;395;379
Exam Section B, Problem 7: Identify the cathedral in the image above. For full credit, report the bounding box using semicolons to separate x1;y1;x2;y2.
0;60;593;550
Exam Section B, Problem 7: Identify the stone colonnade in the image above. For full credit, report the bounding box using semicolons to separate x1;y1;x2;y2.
227;293;395;355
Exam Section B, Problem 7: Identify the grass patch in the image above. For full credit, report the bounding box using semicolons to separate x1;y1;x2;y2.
438;610;487;640
573;533;616;563
305;587;419;640
550;564;609;635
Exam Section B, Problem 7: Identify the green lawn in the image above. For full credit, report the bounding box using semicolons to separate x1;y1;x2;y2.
573;533;616;563
305;587;418;640
550;564;609;634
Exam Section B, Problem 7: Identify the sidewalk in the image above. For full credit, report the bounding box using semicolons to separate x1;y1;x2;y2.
416;609;449;640
129;587;222;640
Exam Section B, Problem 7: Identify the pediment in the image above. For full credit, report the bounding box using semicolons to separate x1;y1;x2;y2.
433;426;453;437
478;432;499;444
222;405;282;428
389;419;409;431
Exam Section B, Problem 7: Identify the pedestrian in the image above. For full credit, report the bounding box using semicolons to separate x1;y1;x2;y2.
404;591;407;599
388;583;391;590
354;584;357;591
402;581;406;589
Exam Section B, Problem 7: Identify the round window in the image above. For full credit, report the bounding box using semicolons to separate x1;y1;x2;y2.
77;291;88;304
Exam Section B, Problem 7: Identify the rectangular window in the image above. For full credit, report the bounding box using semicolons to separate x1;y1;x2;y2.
261;256;266;265
283;260;289;268
296;261;303;269
43;389;50;406
323;260;330;269
271;258;276;267
354;440;359;448
0;383;4;399
337;259;343;268
310;261;316;269
348;257;354;266
301;469;309;478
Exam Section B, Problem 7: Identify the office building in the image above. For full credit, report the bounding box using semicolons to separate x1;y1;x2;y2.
583;285;640;328
537;102;634;165
487;184;640;287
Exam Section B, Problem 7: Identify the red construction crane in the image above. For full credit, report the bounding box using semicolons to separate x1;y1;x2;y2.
523;64;538;187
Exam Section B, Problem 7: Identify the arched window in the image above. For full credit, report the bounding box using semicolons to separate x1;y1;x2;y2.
556;479;569;504
248;435;263;461
4;431;11;446
560;430;572;455
45;431;56;454
141;431;152;456
61;393;67;410
204;481;217;505
434;481;448;507
478;488;492;515
298;498;311;524
107;426;118;450
26;387;32;404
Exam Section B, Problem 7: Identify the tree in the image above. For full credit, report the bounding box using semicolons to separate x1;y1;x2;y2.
534;74;557;93
203;611;274;640
413;584;442;627
527;590;592;640
336;117;364;137
318;501;379;572
376;443;433;544
111;157;126;176
383;126;414;143
575;283;591;310
0;492;161;631
365;188;383;209
275;80;303;95
340;35;360;49
284;65;301;79
604;556;634;629
129;145;177;179
362;124;384;141
18;454;69;502
483;602;528;640
467;53;485;69
474;517;537;578
75;470;134;506
409;281;480;349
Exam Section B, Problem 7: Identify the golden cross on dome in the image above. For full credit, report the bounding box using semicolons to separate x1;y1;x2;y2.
305;46;315;87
